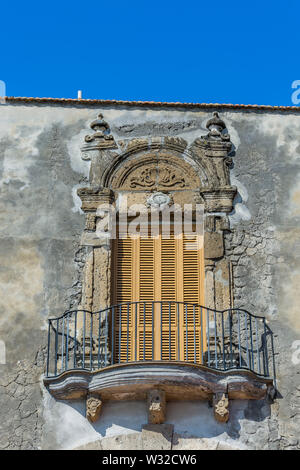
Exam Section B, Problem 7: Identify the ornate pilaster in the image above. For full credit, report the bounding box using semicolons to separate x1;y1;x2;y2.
77;186;115;312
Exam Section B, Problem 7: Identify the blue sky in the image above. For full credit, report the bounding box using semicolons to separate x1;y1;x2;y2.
1;0;299;105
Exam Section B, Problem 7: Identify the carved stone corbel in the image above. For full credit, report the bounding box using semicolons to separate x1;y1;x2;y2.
147;390;166;424
213;392;229;423
86;393;102;423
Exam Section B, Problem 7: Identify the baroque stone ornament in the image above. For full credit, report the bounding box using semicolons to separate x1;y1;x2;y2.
213;392;229;423
86;393;102;423
146;192;172;209
158;166;185;188
130;168;155;188
85;114;113;143
129;166;185;189
81;114;117;158
205;112;230;141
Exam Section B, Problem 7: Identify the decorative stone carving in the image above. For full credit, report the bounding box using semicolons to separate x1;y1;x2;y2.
129;165;186;189
146;192;172;210
147;390;166;424
84;114;117;149
86;393;102;423
85;212;96;231
130;168;155;188
213;392;229;423
101;134;207;189
110;155;197;191
158;167;185;188
205;112;230;142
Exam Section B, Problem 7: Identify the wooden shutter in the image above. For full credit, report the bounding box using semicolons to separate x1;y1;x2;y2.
112;225;205;364
138;237;155;360
182;233;205;362
113;236;134;363
161;234;177;360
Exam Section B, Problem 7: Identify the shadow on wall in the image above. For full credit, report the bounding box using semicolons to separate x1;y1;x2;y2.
43;392;272;450
167;399;271;442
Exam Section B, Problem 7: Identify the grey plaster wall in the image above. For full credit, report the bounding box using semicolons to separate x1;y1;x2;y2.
0;102;299;450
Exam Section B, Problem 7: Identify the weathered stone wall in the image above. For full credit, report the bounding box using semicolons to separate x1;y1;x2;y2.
0;102;299;449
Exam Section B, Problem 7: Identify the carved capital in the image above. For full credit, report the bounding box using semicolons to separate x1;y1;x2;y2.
77;187;114;212
213;392;229;423
201;186;237;213
86;393;102;423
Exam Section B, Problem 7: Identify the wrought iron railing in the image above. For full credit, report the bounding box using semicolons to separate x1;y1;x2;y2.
46;301;275;379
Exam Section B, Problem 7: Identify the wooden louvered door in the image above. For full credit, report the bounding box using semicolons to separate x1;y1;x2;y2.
112;225;205;363
160;230;205;362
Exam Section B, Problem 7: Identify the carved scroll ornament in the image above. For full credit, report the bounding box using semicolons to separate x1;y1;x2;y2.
130;166;185;189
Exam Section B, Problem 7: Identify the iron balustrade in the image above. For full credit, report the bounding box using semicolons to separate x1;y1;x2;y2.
46;301;275;379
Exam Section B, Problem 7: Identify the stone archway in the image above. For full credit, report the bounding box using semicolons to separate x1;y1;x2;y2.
77;112;236;314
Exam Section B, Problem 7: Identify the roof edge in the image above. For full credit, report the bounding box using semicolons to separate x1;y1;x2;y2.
2;96;300;112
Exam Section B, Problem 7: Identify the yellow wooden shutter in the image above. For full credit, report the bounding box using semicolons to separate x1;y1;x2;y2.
138;237;155;360
113;225;205;364
161;234;177;360
114;236;133;363
182;233;205;362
